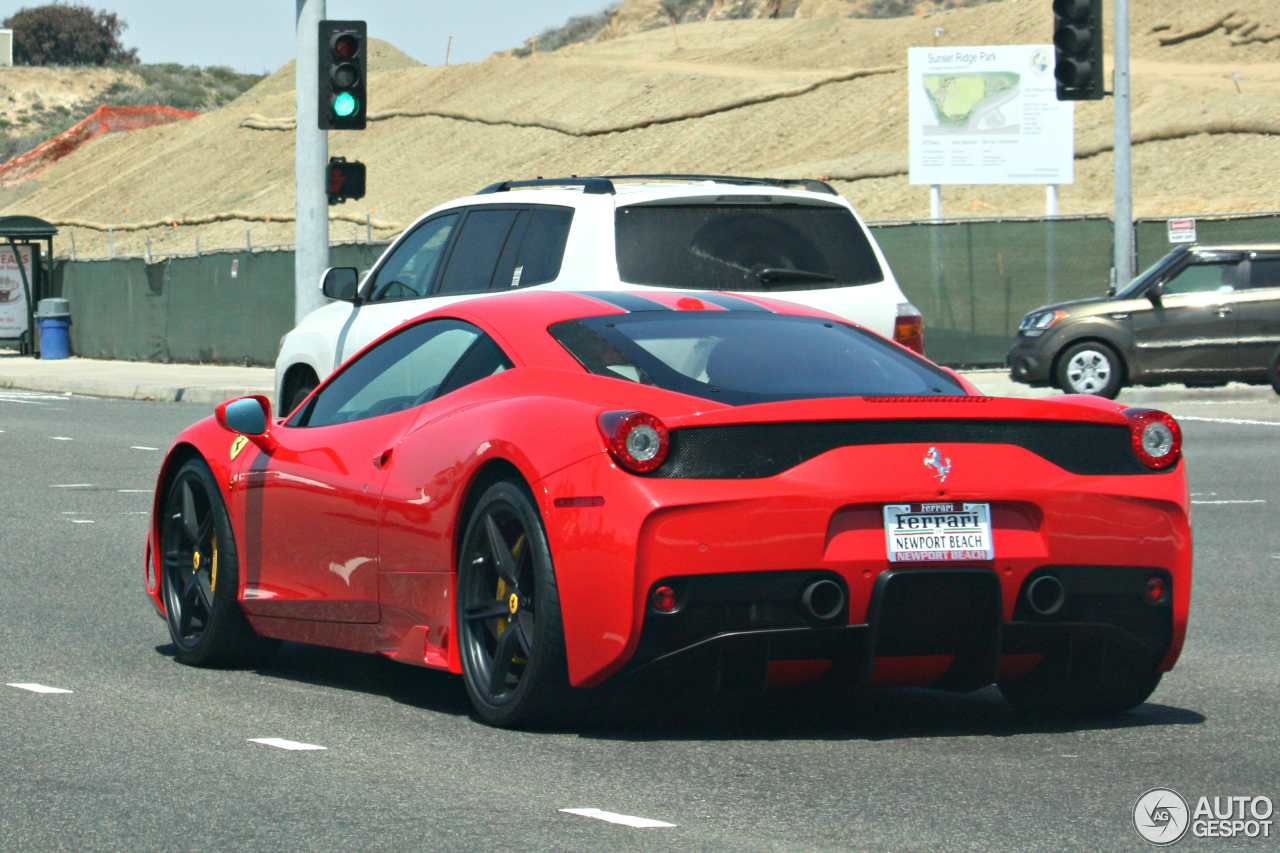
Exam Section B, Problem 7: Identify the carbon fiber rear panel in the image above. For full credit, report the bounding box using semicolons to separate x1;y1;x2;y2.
647;419;1148;478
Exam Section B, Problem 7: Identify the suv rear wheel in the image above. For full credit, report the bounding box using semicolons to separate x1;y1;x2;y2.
1056;341;1123;398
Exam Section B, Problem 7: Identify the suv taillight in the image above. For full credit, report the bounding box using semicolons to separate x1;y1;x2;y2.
894;302;925;355
598;410;670;473
1124;408;1182;470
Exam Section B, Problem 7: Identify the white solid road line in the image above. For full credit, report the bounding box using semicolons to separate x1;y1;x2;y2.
1191;499;1267;505
247;738;327;751
130;446;159;451
559;809;676;828
1178;416;1280;426
7;683;73;694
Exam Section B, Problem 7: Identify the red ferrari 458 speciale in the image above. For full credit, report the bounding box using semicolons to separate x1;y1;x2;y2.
145;290;1189;726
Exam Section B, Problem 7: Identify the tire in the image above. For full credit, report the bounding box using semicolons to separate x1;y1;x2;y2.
998;643;1162;716
159;458;280;667
1055;341;1124;398
456;480;576;727
1269;346;1280;396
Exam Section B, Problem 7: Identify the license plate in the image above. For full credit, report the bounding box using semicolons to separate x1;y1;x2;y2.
883;502;993;563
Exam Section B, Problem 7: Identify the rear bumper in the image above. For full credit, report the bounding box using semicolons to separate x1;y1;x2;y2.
617;565;1172;694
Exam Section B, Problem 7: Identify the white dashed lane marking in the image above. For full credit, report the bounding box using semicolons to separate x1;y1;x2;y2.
560;809;676;828
1178;416;1280;426
7;683;73;694
49;436;73;441
247;738;327;751
50;484;94;489
130;446;158;451
118;489;152;493
1191;500;1267;505
69;519;95;524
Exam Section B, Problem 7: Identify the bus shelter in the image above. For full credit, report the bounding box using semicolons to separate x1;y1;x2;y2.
0;215;57;355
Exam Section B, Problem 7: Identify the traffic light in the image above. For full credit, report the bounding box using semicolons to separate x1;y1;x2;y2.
1053;0;1104;101
327;157;366;205
318;20;367;130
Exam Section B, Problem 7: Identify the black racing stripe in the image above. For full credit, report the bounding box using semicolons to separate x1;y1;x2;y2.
576;291;674;312
694;293;773;312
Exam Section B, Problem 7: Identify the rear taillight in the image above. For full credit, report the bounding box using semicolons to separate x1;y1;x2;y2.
894;302;925;355
1124;408;1182;470
598;410;670;473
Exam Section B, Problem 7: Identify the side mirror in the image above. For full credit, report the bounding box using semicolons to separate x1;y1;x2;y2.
215;395;279;453
322;267;361;303
1106;284;1117;297
1147;280;1164;306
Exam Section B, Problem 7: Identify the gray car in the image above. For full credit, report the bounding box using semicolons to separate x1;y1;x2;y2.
1007;243;1280;398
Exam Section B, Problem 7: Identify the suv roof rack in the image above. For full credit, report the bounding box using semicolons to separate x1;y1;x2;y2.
475;174;838;196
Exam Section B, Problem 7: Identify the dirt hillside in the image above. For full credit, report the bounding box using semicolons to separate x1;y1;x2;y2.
0;0;1277;258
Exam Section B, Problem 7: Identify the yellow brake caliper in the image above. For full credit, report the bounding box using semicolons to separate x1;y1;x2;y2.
210;532;218;593
495;535;528;664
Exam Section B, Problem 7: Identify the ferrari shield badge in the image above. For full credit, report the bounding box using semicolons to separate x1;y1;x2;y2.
230;434;249;460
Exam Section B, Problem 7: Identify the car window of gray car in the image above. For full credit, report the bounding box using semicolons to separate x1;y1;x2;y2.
368;214;459;302
1249;258;1280;289
294;319;483;426
1162;262;1239;296
436;208;521;295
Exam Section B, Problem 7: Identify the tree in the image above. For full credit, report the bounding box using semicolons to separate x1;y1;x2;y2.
3;4;139;66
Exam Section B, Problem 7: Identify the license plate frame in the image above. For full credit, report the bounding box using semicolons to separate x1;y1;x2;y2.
883;502;994;563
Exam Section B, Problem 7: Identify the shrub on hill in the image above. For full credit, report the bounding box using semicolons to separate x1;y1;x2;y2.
4;3;138;65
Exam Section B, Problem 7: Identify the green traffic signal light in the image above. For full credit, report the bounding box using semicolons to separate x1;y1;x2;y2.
332;92;358;118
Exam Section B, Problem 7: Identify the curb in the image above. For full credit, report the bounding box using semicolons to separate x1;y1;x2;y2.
0;374;273;405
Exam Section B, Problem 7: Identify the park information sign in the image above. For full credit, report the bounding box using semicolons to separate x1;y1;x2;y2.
908;45;1074;186
0;243;32;339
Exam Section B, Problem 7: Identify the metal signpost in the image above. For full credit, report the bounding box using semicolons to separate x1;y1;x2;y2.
295;0;328;325
1112;0;1133;286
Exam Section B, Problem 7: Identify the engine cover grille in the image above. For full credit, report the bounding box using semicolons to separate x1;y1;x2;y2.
647;419;1148;479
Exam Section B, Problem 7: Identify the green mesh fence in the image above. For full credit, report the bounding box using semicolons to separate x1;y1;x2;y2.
869;216;1115;366
1135;213;1280;271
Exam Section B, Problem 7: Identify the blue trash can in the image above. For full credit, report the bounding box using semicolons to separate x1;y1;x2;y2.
35;298;71;360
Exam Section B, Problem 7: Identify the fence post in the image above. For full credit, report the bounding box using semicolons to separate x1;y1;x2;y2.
246;229;252;252
146;234;152;264
108;227;114;259
366;211;372;245
70;232;75;260
195;235;200;257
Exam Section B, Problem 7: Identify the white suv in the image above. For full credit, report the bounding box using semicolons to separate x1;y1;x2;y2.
276;175;923;412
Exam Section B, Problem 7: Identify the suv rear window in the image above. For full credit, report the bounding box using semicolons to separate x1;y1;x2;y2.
615;202;883;292
549;312;963;405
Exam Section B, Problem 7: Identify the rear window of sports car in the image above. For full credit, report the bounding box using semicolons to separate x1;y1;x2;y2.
549;312;964;405
615;202;883;291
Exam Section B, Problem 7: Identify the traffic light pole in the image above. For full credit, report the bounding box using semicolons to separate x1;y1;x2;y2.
295;0;328;325
1113;0;1133;286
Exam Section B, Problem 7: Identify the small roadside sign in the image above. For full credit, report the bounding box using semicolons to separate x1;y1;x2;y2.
1167;218;1197;243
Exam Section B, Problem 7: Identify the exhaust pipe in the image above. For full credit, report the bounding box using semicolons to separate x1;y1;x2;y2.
801;579;845;621
1026;575;1066;616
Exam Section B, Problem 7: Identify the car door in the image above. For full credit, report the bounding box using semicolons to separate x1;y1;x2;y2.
1129;254;1243;377
239;318;486;622
336;211;462;369
1233;252;1280;377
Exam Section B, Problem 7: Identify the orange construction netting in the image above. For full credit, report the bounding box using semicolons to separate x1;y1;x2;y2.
0;105;200;187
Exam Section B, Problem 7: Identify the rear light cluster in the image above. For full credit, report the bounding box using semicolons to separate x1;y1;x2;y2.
894;302;925;355
1123;408;1182;470
598;410;670;473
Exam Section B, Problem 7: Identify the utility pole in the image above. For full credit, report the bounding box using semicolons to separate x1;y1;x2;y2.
1113;0;1133;285
295;0;328;325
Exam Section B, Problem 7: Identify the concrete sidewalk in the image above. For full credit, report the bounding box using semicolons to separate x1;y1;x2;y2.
2;350;1276;408
0;351;274;404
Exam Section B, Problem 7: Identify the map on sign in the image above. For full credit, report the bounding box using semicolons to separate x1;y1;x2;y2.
921;72;1020;134
909;45;1073;186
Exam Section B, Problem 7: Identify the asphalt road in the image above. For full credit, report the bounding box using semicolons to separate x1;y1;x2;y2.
2;388;1279;852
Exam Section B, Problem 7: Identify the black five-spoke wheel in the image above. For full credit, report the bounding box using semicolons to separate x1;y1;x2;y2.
457;480;573;726
159;458;277;666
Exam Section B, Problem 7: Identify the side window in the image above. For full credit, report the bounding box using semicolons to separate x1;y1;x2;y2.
492;207;574;290
368;214;459;302
436;336;514;397
435;208;520;295
1163;262;1239;296
297;319;482;427
1249;258;1280;289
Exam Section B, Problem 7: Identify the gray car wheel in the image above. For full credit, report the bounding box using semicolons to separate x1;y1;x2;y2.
1056;342;1123;398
